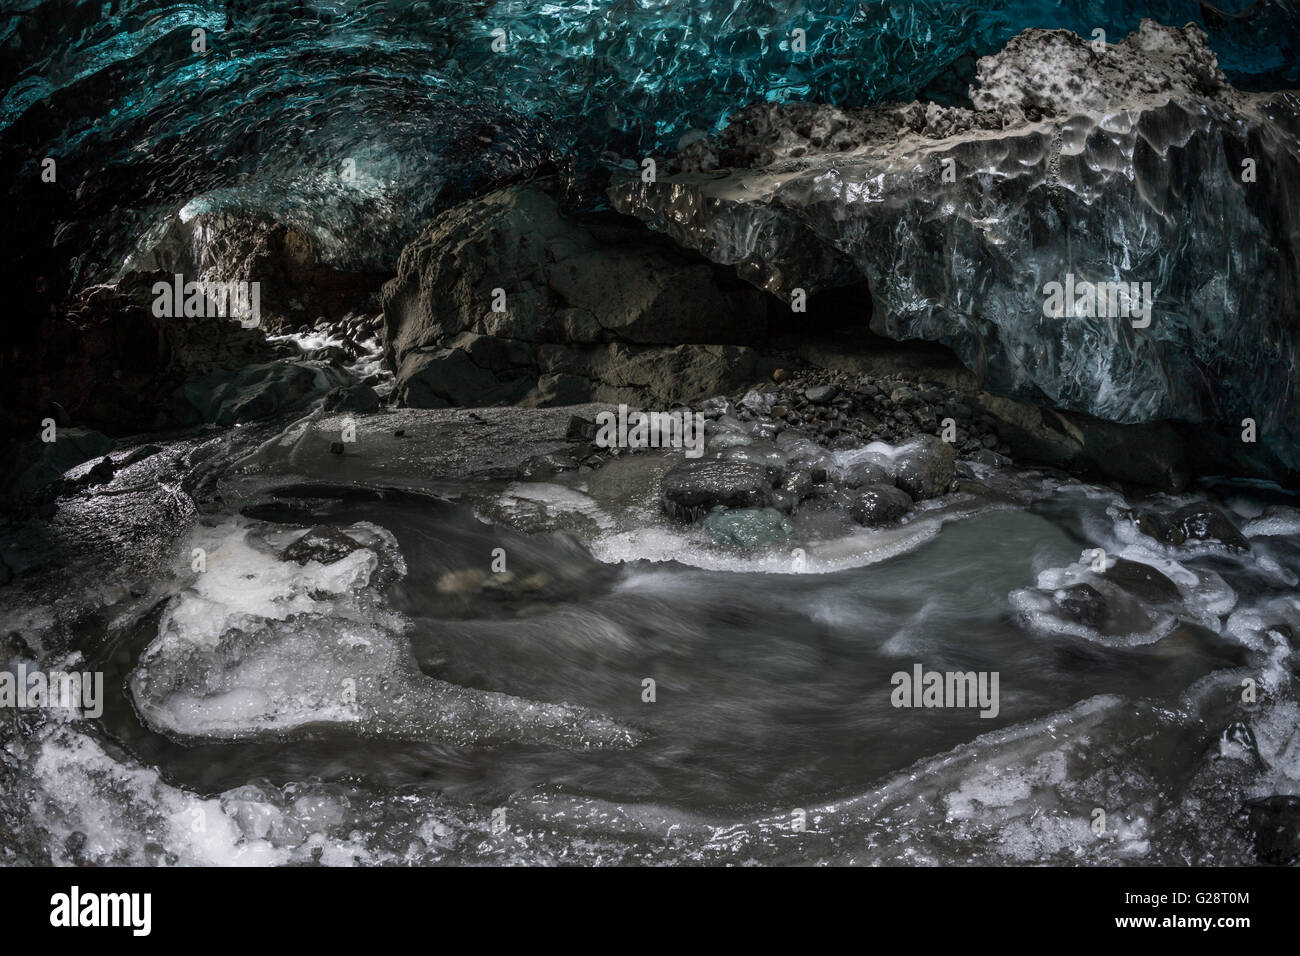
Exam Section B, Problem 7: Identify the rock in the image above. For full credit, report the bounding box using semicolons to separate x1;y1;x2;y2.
1239;796;1300;866
1125;509;1179;545
739;389;774;415
977;393;1190;490
566;415;597;442
0;279;279;439
322;384;381;414
328;441;345;455
849;484;913;526
122;210;389;333
1102;558;1181;603
1054;583;1108;628
967;448;1011;469
172;361;350;427
1170;504;1251;551
517;452;579;480
661;459;772;522
85;456;116;486
306;346;350;365
779;467;813;499
701;507;794;548
610;21;1300;478
698;396;732;419
281;526;364;565
383;181;770;409
1219;720;1266;770
892;434;955;500
117;444;163;468
436;569;487;594
1128;504;1251;551
0;427;114;501
804;385;839;404
773;368;790;383
842;460;892;489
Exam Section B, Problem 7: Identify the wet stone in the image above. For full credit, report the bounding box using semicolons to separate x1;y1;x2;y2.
281;526;365;565
849;484;913;526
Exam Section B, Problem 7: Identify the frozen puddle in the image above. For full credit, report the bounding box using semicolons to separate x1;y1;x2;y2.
128;518;639;749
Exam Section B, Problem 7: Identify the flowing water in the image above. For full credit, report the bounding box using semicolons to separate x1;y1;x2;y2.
3;386;1298;866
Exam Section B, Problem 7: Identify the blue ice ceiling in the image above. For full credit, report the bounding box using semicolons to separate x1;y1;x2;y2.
1;0;1296;287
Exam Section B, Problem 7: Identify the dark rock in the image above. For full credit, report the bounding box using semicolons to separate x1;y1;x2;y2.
843;460;891;489
1239;796;1300;866
322;384;381;414
967;448;1011;469
517;452;579;480
1102;558;1181;603
1170;504;1251;551
0;427;113;501
1125;509;1179;544
172;361;349;427
328;441;345;455
85;456;116;486
1128;504;1251;551
893;434;956;500
661;459;772;522
306;345;350;365
0;279;277;439
281;526;364;565
383;182;770;409
804;385;839;404
849;484;914;526
1054;583;1107;628
779;467;813;499
566;415;597;442
117;444;163;468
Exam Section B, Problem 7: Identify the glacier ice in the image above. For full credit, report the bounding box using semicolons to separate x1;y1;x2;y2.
610;22;1300;468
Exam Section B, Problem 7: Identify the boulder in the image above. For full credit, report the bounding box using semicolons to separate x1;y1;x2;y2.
322;383;382;414
849;483;914;526
892;435;955;500
1170;504;1252;551
171;361;349;426
382;182;771;409
1102;558;1182;602
0;427;114;502
1127;504;1251;551
661;459;772;522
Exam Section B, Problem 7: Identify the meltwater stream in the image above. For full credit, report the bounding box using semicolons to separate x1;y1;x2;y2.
3;408;1299;865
